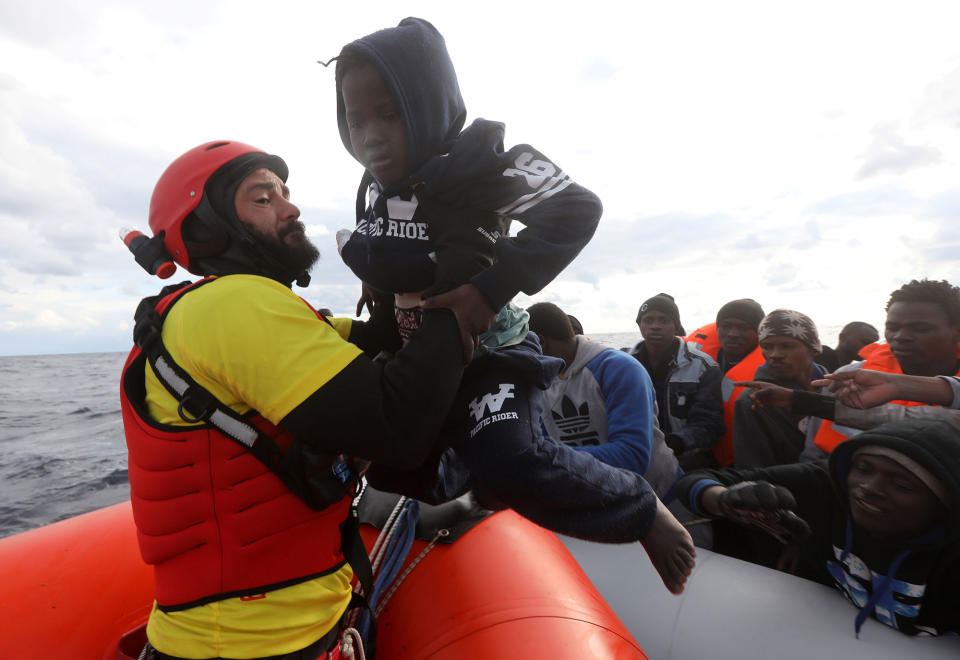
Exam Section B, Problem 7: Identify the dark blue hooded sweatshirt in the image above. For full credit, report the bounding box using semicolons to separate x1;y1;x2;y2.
333;20;667;545
335;17;602;310
677;418;960;636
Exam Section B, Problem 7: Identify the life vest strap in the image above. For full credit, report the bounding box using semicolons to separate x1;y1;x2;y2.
131;279;355;507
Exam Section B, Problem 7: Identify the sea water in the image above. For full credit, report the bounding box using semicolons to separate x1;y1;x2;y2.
0;332;639;539
0;351;130;538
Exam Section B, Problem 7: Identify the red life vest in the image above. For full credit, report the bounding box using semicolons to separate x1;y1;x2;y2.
813;343;960;454
713;346;766;466
120;281;352;610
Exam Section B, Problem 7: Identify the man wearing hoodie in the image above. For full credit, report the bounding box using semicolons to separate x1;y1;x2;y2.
630;293;725;471
677;418;959;636
329;17;695;594
527;302;680;500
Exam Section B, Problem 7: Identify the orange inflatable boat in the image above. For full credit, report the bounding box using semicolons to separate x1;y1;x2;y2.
0;500;644;659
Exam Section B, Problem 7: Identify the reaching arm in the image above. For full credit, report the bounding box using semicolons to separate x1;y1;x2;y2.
424;130;602;312
832;401;960;429
282;309;464;470
812;369;957;408
576;351;656;473
677;463;827;543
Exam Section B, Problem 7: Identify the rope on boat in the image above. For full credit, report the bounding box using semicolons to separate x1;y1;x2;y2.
339;627;366;660
374;527;448;616
369;496;409;575
356;497;421;646
345;493;409;631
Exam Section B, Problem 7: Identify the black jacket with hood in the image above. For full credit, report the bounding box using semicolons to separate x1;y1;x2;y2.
335;17;602;310
677;418;960;636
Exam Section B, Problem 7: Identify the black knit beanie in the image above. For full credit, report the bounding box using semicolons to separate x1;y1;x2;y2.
637;293;685;336
716;298;765;330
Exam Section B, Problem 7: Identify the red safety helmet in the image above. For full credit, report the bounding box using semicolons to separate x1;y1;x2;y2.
148;140;288;273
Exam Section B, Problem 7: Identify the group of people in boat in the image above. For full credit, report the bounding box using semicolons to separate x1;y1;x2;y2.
526;283;960;638
118;15;958;660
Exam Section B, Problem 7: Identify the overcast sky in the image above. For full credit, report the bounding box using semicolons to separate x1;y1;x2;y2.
2;0;960;356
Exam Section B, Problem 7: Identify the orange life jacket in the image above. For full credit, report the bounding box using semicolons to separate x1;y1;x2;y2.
713;346;766;466
685;322;722;361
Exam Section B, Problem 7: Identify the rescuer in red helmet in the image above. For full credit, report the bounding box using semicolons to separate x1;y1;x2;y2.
121;140;466;659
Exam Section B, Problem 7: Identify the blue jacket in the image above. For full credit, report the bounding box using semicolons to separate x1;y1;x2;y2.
541;336;679;499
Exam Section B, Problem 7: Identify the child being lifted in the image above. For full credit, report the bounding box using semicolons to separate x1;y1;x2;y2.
330;17;696;593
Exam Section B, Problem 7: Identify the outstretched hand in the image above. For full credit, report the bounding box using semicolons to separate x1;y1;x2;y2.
811;369;900;409
735;380;795;410
712;481;811;544
420;283;496;365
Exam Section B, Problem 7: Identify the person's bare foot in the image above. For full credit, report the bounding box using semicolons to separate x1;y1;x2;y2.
641;497;697;594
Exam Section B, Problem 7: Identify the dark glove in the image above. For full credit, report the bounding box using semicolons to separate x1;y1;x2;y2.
718;481;811;544
719;480;796;511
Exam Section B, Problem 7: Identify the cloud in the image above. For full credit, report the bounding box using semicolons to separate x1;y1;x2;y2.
568;210;734;279
734;234;772;250
764;263;799;288
808;182;919;216
856;123;942;179
578;59;619;85
916;64;960;130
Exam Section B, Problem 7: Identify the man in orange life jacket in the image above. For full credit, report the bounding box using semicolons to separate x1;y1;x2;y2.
120;140;467;660
809;279;960;459
686;299;767;466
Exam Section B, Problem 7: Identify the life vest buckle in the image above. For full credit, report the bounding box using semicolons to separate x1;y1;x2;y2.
177;387;216;423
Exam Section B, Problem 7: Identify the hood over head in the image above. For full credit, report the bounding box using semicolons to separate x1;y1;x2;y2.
335;17;467;184
830;418;960;542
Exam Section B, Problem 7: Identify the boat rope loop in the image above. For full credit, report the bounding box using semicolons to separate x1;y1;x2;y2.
352;495;452;650
339;627;366;660
356;497;418;645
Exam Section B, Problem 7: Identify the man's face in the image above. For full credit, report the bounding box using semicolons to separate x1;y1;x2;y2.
847;453;944;541
341;64;410;185
884;302;960;375
639;310;677;354
837;325;879;357
234;168;318;272
717;318;758;362
759;335;816;385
